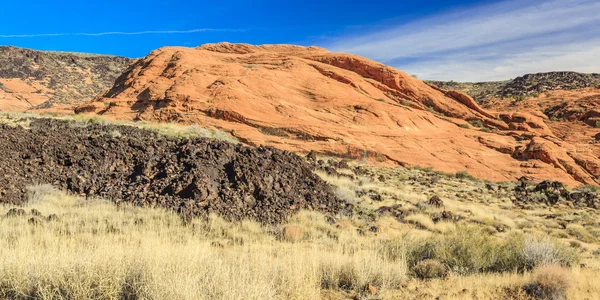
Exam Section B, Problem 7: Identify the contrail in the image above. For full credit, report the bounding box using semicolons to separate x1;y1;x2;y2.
0;28;247;38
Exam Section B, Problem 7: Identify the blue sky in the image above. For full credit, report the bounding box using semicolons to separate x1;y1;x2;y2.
1;0;599;81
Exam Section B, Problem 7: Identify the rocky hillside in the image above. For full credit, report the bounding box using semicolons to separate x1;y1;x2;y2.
427;71;600;102
424;80;506;102
75;43;600;186
0;116;345;224
0;46;131;112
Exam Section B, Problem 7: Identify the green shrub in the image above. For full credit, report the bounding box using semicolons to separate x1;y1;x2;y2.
595;120;600;128
469;119;484;128
376;98;386;102
480;127;492;133
455;171;476;181
515;95;526;101
406;226;578;275
458;124;470;129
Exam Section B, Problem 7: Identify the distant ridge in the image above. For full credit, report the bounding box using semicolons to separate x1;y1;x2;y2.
0;46;132;111
427;71;600;102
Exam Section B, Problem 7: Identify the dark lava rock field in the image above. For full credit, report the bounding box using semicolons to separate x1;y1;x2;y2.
0;118;347;224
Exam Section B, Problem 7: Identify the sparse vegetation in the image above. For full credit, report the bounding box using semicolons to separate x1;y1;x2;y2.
0;186;407;299
524;266;572;300
0;112;238;143
455;170;476;180
0;82;9;93
406;227;577;275
469;119;484;128
411;259;448;279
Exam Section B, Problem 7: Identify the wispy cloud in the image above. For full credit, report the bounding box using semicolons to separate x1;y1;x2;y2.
0;28;246;38
327;0;600;81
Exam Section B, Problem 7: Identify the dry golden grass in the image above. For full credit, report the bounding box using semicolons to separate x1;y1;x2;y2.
0;186;407;299
0;112;33;129
0;111;237;143
2;184;596;299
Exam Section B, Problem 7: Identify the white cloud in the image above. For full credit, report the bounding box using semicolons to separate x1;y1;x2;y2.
0;28;245;38
327;0;600;81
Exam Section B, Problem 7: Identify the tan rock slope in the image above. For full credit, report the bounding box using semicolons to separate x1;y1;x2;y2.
76;43;600;186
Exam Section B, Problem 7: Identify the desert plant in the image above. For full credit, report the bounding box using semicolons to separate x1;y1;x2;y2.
469;119;484;128
524;266;571;300
411;259;448;279
522;236;579;269
455;170;476;180
515;95;526;101
406;227;578;275
0;186;409;299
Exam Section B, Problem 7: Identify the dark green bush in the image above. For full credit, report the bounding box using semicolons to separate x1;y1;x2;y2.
455;171;476;181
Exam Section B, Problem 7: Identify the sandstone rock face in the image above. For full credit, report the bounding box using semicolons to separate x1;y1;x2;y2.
0;46;131;112
76;43;599;186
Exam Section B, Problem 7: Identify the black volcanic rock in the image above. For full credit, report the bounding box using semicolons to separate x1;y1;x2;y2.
0;118;346;224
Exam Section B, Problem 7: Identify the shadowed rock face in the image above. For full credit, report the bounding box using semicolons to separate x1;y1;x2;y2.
0;118;346;224
74;43;600;186
0;46;131;112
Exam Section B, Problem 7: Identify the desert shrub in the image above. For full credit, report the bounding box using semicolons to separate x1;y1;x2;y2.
411;259;447;279
524;266;571;300
376;98;386;102
515;95;526;101
468;119;484;128
522;236;579;269
458;123;470;129
455;170;476;180
480;127;492;133
596;120;600;128
566;225;597;243
405;226;578;276
580;184;600;193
